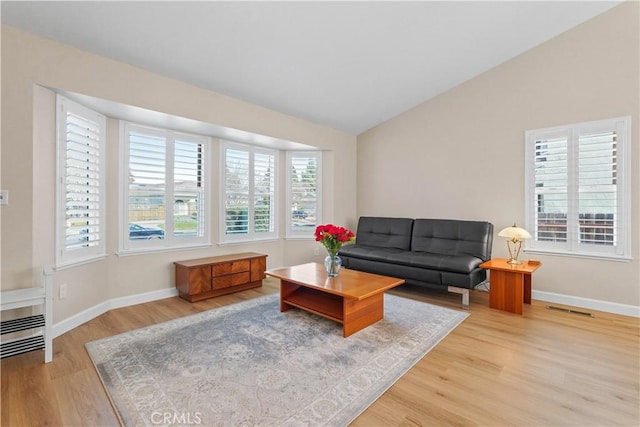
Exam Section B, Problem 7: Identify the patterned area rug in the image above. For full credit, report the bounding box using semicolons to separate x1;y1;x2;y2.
86;293;468;426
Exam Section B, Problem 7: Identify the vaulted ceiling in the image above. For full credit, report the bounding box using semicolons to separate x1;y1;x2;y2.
1;1;623;134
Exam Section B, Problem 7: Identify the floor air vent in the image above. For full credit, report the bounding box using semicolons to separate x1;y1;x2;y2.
545;305;594;317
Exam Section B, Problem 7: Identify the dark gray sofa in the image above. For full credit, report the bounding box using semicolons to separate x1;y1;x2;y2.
338;217;493;307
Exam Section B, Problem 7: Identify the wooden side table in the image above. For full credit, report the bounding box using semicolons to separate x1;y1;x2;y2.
479;258;541;315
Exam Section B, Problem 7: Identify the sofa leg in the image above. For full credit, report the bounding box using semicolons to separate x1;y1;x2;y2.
447;286;469;309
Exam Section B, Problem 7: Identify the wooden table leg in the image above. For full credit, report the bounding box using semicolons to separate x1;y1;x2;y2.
342;293;384;337
279;280;298;312
489;270;524;315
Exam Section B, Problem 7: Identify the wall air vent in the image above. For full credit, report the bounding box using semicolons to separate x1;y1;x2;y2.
545;305;594;317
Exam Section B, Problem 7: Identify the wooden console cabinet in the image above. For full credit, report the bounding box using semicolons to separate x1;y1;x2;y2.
174;252;267;302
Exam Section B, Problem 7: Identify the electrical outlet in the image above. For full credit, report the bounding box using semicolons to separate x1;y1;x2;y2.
59;283;68;300
313;247;319;256
0;190;8;206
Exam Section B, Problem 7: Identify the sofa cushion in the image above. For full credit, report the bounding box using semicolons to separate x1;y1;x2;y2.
386;251;483;274
338;245;407;263
411;219;493;261
346;257;442;286
355;217;414;250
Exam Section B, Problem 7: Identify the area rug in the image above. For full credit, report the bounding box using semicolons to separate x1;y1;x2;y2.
86;293;468;426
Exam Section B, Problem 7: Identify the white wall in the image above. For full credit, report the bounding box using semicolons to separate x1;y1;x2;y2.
1;26;357;323
357;2;639;313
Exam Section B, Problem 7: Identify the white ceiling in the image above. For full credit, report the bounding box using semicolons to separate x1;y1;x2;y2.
1;1;623;135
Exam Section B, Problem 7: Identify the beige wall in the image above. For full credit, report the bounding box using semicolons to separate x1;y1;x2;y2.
358;2;639;309
1;26;357;322
2;2;638;326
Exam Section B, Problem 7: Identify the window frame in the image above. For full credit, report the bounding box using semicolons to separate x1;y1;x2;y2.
56;95;107;268
285;151;322;239
524;116;631;261
219;141;278;244
119;121;211;254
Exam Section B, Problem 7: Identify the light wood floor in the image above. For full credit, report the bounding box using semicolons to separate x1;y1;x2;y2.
2;278;638;426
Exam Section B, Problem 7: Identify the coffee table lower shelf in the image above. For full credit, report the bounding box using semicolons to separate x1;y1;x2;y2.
282;286;344;323
280;280;383;337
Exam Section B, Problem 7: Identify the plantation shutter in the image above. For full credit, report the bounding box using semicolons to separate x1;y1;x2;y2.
121;122;209;251
128;131;167;233
174;140;204;238
224;148;250;235
577;131;617;247
221;142;278;242
57;96;106;265
525;117;630;259
253;151;275;234
288;152;320;234
532;133;569;243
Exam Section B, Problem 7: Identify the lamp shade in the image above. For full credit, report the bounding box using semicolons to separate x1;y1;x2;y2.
498;225;532;240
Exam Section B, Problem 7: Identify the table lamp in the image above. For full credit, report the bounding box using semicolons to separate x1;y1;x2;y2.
498;224;531;265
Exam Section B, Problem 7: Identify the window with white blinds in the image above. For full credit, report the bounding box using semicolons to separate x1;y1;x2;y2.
121;122;209;252
524;117;631;259
56;96;107;267
286;151;322;238
220;142;276;243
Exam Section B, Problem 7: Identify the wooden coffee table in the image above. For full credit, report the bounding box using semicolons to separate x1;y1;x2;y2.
265;263;405;337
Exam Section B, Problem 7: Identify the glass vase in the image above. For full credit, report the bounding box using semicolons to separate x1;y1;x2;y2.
324;254;342;277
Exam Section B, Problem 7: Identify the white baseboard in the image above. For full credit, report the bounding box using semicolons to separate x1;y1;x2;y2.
50;287;639;338
532;290;640;318
52;287;179;338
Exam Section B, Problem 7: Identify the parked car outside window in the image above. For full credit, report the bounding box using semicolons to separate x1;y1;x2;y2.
292;210;307;219
129;223;165;240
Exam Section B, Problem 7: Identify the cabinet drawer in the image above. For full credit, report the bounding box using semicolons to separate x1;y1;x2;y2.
212;272;251;289
212;260;250;276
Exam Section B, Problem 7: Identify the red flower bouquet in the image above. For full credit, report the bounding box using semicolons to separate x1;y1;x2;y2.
314;224;355;257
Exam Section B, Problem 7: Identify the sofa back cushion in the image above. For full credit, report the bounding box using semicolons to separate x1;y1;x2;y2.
411;219;493;260
356;217;414;250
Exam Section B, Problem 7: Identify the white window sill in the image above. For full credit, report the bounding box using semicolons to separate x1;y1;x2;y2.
218;237;279;246
284;235;314;240
117;242;212;256
524;249;632;262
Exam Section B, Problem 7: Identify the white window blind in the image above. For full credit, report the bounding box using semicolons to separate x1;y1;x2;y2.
174;139;205;238
531;132;569;243
128;130;167;233
57;96;106;266
578;131;618;246
224;148;250;236
286;151;321;238
122;123;209;252
525;117;630;259
253;152;276;234
220;142;277;243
